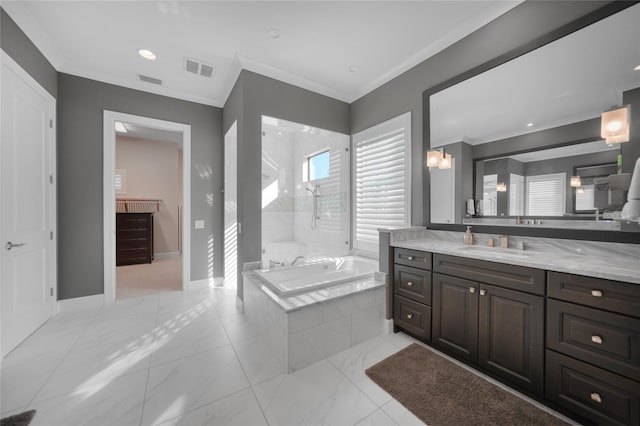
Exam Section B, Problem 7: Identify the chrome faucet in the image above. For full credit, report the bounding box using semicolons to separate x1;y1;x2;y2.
269;259;282;269
291;255;305;265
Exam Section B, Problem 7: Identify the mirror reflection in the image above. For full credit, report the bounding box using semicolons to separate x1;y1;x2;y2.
429;3;640;231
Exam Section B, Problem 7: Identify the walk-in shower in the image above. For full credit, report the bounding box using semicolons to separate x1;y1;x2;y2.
261;116;350;267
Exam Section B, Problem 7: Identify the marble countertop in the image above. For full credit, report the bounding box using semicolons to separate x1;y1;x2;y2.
392;238;640;285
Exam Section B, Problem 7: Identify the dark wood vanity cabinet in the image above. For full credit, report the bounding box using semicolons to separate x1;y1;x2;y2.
545;271;640;425
431;258;545;396
393;248;432;340
116;213;154;266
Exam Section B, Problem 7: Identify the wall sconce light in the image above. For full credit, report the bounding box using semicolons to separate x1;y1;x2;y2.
601;105;631;144
577;186;585;194
438;152;452;169
570;176;582;187
426;150;441;168
496;182;507;192
426;148;452;170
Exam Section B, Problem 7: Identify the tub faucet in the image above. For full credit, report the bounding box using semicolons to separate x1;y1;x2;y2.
292;256;305;265
269;259;282;269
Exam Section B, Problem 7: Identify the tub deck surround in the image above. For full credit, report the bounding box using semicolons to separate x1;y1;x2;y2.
242;259;386;373
380;228;640;284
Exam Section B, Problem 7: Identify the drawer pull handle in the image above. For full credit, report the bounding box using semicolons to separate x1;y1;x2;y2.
590;392;602;404
407;314;413;319
469;287;476;293
407;281;414;287
591;335;603;344
591;290;603;297
480;289;486;296
407;256;414;261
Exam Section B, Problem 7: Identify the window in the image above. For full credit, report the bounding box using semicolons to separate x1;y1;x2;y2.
575;184;595;211
526;172;566;216
482;174;497;216
307;150;330;181
352;112;411;252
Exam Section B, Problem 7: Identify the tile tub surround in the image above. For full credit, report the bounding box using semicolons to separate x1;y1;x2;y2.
243;271;386;373
380;228;640;284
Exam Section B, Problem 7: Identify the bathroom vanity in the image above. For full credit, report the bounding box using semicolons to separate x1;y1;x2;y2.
382;229;640;425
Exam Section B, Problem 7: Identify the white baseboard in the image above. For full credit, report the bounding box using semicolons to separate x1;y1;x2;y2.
57;294;104;314
383;319;394;335
236;296;244;313
155;252;180;259
187;277;224;290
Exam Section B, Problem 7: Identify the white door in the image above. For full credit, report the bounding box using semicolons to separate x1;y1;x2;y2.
224;122;238;288
1;52;56;357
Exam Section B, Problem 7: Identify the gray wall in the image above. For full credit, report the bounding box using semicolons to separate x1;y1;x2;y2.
223;70;350;299
622;87;640;174
57;73;223;299
350;1;614;226
0;8;57;97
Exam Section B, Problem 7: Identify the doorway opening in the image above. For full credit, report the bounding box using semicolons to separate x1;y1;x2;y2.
103;112;191;303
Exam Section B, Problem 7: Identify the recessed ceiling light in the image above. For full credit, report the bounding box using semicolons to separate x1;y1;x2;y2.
526;122;534;127
138;49;156;60
268;28;280;39
348;65;358;73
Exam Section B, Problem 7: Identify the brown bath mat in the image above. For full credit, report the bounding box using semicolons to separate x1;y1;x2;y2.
0;410;36;426
366;343;568;426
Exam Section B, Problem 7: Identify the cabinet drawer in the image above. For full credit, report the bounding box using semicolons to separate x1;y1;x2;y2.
394;265;431;305
394;248;431;270
548;271;640;318
546;350;640;425
433;254;545;295
394;295;431;340
547;299;640;381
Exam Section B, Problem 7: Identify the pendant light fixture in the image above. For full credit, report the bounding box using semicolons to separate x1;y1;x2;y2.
601;105;631;144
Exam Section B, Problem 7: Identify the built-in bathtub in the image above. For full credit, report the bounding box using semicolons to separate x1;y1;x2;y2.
255;256;377;297
243;255;386;373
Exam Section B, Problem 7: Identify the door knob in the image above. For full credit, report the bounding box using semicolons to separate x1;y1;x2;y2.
5;242;27;251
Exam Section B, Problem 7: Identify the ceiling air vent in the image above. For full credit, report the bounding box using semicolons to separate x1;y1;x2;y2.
138;74;162;85
184;57;215;78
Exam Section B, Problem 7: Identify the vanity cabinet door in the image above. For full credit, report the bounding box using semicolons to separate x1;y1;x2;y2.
478;284;544;396
432;273;478;362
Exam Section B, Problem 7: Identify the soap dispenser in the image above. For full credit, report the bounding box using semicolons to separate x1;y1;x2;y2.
464;226;474;245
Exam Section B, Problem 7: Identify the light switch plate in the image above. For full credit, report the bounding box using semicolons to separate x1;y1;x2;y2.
194;220;205;229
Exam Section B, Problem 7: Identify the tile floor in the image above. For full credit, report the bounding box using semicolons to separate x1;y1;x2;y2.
1;285;570;426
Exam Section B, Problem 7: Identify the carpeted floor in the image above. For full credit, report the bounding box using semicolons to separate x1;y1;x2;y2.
0;410;36;426
116;255;182;300
366;343;569;426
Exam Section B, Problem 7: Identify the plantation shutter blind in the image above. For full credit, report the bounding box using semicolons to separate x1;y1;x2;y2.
526;173;566;216
353;113;410;252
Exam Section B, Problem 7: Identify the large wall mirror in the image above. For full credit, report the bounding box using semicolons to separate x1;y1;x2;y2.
426;2;640;241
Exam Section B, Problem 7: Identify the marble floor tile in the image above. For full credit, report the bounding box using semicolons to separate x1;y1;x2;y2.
381;399;425;426
72;312;157;352
219;312;259;342
231;337;285;386
0;323;85;367
150;314;230;366
0;355;62;414
27;369;148;426
155;388;268;426
253;359;378;426
328;336;400;407
33;334;154;402
355;408;399;426
141;346;250;426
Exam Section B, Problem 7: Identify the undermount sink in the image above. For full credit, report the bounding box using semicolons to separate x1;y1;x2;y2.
457;245;529;256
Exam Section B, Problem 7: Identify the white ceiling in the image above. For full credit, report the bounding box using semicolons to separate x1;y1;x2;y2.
2;1;521;106
431;3;640;147
116;122;184;147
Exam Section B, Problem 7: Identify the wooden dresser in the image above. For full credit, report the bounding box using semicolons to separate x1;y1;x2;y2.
116;213;153;266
